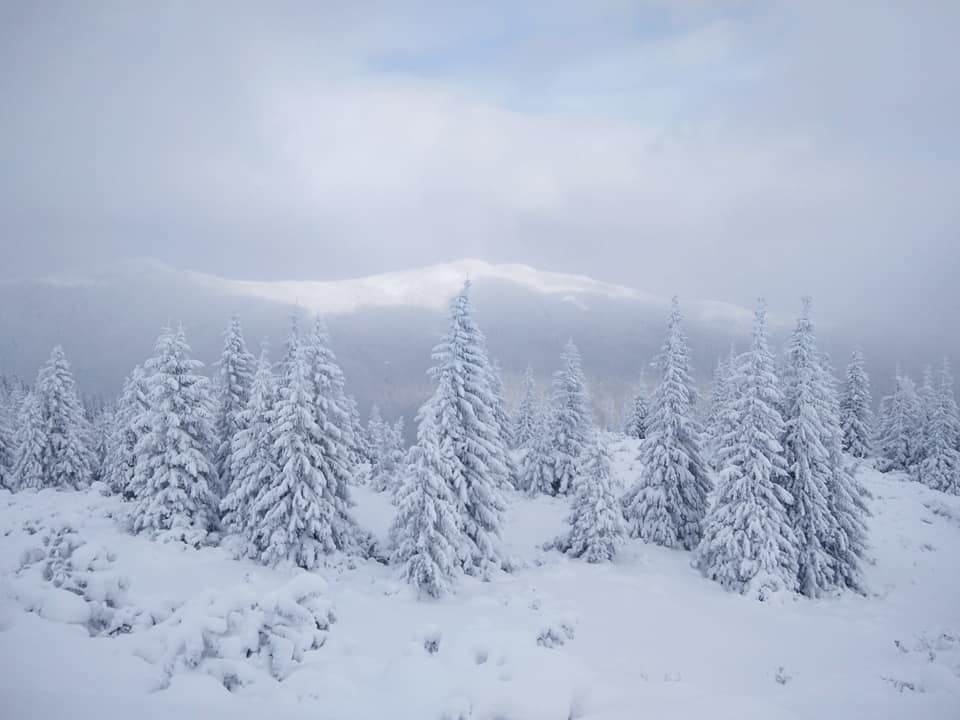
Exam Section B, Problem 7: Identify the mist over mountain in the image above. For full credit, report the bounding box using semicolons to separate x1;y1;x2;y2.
0;258;952;434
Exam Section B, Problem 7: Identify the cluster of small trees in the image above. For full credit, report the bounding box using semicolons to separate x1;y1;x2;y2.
510;297;874;601
1;283;957;604
874;361;960;494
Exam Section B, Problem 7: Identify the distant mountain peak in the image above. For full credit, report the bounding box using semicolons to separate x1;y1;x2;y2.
187;258;662;315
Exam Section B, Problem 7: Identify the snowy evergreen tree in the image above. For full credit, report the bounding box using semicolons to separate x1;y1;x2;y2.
840;349;873;459
696;302;798;599
366;404;386;469
417;281;507;577
780;299;841;598
0;393;15;488
546;340;592;495
10;392;46;491
876;370;922;473
519;406;555;496
35;346;94;489
104;365;150;497
390;408;466;597
251;344;368;567
622;298;711;549
704;347;738;471
220;351;279;547
370;416;405;493
555;434;625;562
489;359;519;488
213;316;256;500
343;393;368;468
623;386;649;440
513;365;541;449
302;318;359;482
130;328;218;535
821;355;870;593
918;360;960;494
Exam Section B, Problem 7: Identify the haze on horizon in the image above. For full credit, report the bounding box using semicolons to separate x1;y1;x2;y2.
1;0;958;342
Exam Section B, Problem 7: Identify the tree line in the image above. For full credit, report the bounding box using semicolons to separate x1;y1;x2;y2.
0;284;957;601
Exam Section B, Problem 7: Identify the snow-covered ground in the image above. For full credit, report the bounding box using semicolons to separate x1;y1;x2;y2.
1;443;959;720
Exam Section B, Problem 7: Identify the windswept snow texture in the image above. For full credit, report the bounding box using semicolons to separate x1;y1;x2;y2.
2;452;960;719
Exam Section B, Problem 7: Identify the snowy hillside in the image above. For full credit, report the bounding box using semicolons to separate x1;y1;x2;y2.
2;448;958;720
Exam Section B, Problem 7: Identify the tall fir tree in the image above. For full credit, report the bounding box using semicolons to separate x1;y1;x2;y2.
370;416;405;493
489;358;519;488
10;391;46;491
220;350;279;548
839;349;873;459
623;386;649;440
390;407;466;597
546;340;592;495
821;354;870;592
696;302;798;599
513;365;541;449
130;328;218;535
622;298;711;549
918;360;960;494
104;365;150;497
302;318;359;483
213;316;256;500
876;370;922;474
417;281;507;577
704;347;738;472
35;346;94;489
252;343;367;567
0;392;15;488
555;434;625;562
781;299;841;597
519;405;554;496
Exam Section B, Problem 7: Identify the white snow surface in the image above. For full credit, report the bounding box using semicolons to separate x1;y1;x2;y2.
1;444;959;719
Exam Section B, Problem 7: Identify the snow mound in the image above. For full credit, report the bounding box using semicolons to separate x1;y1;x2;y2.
135;573;336;691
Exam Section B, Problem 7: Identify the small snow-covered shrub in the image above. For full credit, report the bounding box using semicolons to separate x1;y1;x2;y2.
139;574;336;690
15;522;134;634
536;615;577;648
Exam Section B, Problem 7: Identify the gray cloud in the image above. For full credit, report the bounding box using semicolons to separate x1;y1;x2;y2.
1;0;958;341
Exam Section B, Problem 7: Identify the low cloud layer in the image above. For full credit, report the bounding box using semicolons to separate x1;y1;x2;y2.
1;1;957;340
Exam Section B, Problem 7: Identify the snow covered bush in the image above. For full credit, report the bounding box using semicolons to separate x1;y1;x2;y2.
139;574;336;690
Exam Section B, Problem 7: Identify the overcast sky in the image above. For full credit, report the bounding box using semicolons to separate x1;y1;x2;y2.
1;1;958;335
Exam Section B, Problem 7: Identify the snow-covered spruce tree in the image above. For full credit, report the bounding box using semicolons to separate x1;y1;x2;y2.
696;302;798;599
130;327;218;535
918;360;960;494
555;434;625;562
366;404;386;468
875;370;922;473
820;354;870;592
418;281;507;577
213;316;256;500
252;344;368;567
10;391;46;491
623;386;649;441
90;405;113;485
519;405;555;496
780;298;841;598
513;365;540;449
302;318;360;481
704;347;738;472
370;416;405;493
220;351;279;547
913;366;938;479
390;407;466;597
546;340;592;495
0;395;15;488
34;346;95;489
839;349;873;459
489;359;519;488
622;298;711;549
344;393;368;468
104;365;150;498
